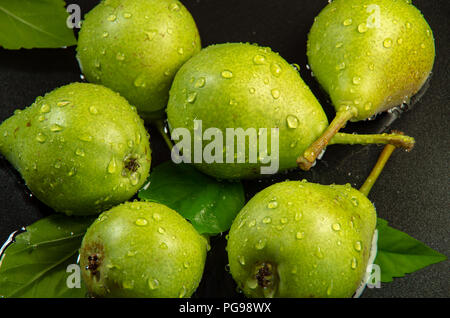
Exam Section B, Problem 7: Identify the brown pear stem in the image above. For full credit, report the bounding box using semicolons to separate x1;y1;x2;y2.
359;142;397;197
297;107;357;171
154;119;173;151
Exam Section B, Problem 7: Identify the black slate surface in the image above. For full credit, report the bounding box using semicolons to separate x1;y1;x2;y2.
0;0;448;298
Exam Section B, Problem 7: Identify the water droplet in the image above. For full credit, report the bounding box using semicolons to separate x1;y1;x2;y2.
107;14;116;22
327;283;333;296
335;42;343;48
286;114;299;129
107;158;117;174
153;213;161;221
369;63;375;71
75;148;85;157
89;106;98;114
280;218;288;224
336;62;346;70
36;133;46;143
354;241;362;252
343;18;353;26
420;43;426;49
123;12;132;18
271;89;281;99
383;38;393;48
295;212;302;221
40;104;50;113
267;199;278;209
262;217;272;224
57;101;70;107
296;232;304;240
186;92;197;103
351;197;359;206
50;124;63;132
135;218;148;226
167;28;173;35
270;63;283;77
79;134;93;142
54;162;61;169
253;54;266;65
288;65;299;74
406;22;411;29
135;132;141;145
68;167;76;177
116;52;125;61
178;286;187;298
160;242;168;249
249;87;256;94
158;227;165;234
102;31;109;38
351;257;358;269
247;278;258;289
123;281;134;289
130;172;140;186
38;115;45;122
358;23;368;33
221;70;233;79
255;239;266;250
238;255;246;265
248;220;256;227
194;77;206;88
364;102;373;111
316;247;324;259
352;76;361;85
145;30;157;41
169;2;180;11
148;278;159;290
177;47;184;55
332;223;341;231
134;75;146;88
397;38;403;45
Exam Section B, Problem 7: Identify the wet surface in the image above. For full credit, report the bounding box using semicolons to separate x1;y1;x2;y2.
0;0;448;298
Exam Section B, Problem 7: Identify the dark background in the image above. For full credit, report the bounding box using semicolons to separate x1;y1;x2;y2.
0;0;448;298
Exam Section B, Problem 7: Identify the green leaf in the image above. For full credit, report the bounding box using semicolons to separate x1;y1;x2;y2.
0;215;94;298
375;218;447;283
0;0;77;49
138;161;245;235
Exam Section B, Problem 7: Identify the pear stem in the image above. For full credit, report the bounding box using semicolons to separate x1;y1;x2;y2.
154;119;173;151
330;132;415;150
359;143;397;197
297;108;356;171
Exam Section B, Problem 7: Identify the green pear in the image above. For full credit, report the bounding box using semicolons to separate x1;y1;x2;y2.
227;181;376;298
167;43;414;180
0;83;151;216
77;0;201;120
298;0;434;170
227;144;398;298
80;201;208;298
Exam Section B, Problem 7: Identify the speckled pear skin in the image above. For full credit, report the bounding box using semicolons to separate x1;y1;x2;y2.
77;0;201;120
80;201;208;298
308;0;435;120
0;83;151;216
227;181;377;298
167;43;329;179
